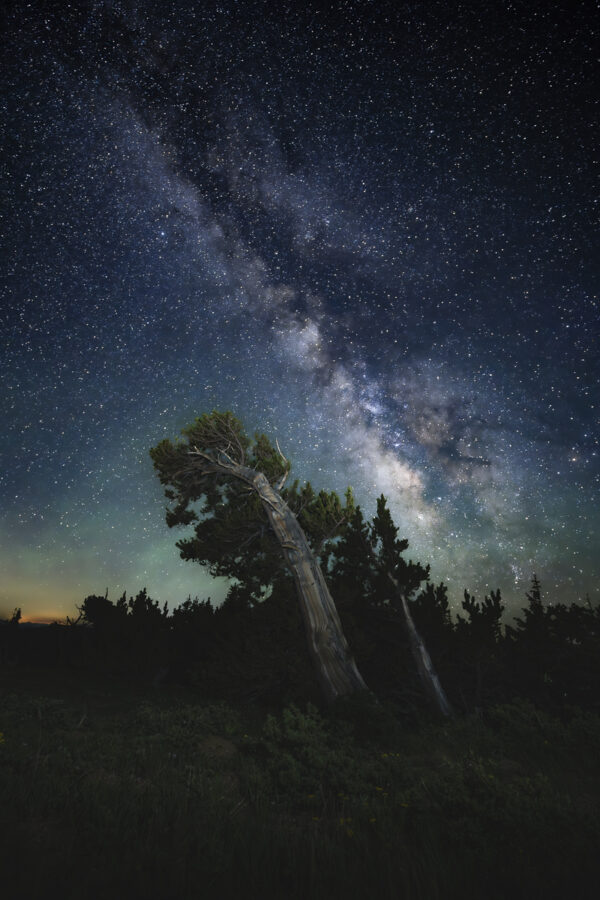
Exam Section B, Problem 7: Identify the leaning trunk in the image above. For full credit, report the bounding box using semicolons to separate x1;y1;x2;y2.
187;453;368;703
252;471;368;702
386;569;453;717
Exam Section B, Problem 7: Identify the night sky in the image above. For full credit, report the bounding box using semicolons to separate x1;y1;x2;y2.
1;0;598;623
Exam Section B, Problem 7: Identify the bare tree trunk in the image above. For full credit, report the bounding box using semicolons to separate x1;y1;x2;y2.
188;452;368;702
386;569;453;717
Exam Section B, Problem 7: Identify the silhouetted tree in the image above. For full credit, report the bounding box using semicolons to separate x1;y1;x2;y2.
511;574;548;641
80;592;128;631
457;588;504;645
327;495;452;716
502;576;600;710
455;588;505;708
411;582;452;646
369;496;452;716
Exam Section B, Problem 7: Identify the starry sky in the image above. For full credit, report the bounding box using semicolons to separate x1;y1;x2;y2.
1;0;598;623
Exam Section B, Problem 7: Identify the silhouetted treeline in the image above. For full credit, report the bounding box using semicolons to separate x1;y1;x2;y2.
2;571;598;716
2;502;598;713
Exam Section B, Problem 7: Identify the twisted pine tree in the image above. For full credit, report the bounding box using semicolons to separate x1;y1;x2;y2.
150;411;368;703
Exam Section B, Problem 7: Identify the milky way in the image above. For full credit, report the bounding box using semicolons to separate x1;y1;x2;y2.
1;0;598;620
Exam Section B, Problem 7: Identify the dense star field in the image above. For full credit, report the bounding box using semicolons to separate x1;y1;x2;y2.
1;0;598;621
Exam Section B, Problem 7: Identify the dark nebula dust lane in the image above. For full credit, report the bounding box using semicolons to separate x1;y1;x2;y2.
1;0;598;620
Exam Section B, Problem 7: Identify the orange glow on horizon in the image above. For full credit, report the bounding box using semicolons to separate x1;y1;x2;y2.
20;615;70;625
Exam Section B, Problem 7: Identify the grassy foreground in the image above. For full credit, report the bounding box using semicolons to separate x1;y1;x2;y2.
1;667;599;900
